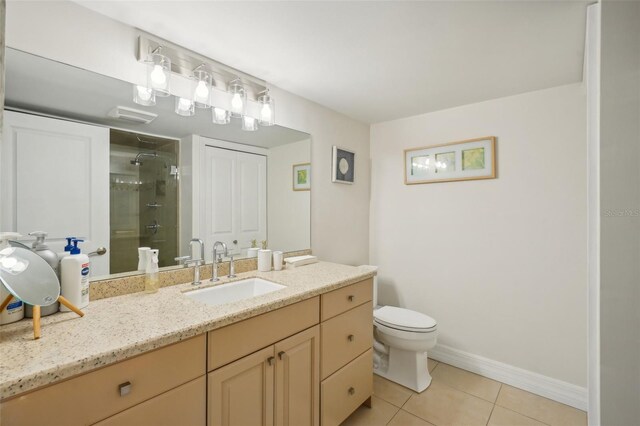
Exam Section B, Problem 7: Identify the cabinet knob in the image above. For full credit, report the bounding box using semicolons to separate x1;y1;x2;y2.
267;356;275;366
348;295;355;302
119;381;132;397
278;351;286;360
348;387;355;395
348;334;355;342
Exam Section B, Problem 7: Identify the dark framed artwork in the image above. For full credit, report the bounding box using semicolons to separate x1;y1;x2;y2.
332;146;355;184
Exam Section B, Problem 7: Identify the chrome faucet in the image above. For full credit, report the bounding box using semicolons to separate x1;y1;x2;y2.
190;238;205;263
174;238;205;285
211;241;228;282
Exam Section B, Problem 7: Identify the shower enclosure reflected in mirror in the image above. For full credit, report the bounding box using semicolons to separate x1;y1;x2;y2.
1;48;311;279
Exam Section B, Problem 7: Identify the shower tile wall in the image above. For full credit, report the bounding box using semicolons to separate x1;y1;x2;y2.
109;130;179;274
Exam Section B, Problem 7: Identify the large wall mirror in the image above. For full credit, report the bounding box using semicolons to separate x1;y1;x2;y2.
1;48;311;280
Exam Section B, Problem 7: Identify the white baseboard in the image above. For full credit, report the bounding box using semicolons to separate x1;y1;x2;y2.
429;344;588;411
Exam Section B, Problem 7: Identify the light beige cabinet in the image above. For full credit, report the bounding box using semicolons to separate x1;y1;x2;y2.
1;279;374;426
208;326;320;426
0;335;206;426
319;278;374;426
207;297;321;426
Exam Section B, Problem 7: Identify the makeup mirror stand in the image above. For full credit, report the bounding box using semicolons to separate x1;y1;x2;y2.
0;295;84;339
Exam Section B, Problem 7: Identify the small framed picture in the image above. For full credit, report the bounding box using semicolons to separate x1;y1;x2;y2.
293;163;311;191
332;146;355;184
405;137;496;185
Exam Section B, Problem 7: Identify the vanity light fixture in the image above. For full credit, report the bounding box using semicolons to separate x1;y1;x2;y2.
192;65;212;108
133;85;156;106
257;89;275;126
212;107;231;125
241;116;259;132
148;47;171;97
175;97;195;117
228;78;246;118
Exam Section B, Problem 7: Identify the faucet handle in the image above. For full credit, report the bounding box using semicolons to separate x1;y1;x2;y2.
174;255;191;266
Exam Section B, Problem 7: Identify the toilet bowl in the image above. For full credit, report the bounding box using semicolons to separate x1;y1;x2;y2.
360;265;438;393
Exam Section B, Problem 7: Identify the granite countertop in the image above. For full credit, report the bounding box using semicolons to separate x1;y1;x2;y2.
0;262;376;400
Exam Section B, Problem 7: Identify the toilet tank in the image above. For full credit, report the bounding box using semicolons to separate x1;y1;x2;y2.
359;265;379;307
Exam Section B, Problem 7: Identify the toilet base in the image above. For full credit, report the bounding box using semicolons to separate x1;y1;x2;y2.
373;346;432;393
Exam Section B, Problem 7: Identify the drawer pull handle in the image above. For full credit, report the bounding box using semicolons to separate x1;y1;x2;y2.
348;295;355;302
267;356;275;366
348;387;355;395
119;381;132;397
278;351;286;360
348;334;355;342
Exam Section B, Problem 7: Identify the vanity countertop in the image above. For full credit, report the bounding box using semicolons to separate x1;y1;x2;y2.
0;261;376;400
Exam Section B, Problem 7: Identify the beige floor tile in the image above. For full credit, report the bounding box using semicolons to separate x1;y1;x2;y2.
388;409;436;426
488;406;547;426
403;380;494;426
428;359;439;373
341;395;400;426
374;374;415;407
430;363;502;402
496;385;587;426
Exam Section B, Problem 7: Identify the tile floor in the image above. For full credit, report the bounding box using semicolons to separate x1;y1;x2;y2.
341;360;587;426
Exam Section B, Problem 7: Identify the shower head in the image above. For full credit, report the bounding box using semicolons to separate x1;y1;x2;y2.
131;152;158;166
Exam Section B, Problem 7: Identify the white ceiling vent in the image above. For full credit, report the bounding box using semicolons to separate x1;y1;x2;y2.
108;106;157;124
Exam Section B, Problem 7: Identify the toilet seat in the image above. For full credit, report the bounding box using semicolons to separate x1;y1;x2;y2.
374;306;437;333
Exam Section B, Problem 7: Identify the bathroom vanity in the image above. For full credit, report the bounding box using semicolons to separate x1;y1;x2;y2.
0;262;375;426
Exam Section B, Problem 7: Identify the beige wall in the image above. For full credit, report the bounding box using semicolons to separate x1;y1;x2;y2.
599;1;640;424
267;139;311;252
5;1;371;266
370;84;588;387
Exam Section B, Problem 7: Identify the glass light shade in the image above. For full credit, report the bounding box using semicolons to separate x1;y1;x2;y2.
258;92;275;126
175;97;195;117
212;107;230;125
192;69;212;109
148;52;171;97
228;80;246;118
241;116;259;132
133;85;156;106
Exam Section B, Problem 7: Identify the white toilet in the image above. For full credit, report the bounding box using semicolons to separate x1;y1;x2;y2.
362;266;438;393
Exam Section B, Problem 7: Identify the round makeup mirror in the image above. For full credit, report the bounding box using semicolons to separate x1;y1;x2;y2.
0;247;60;306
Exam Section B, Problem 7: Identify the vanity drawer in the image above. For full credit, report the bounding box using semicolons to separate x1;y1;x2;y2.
321;349;373;426
208;296;320;371
93;376;206;426
321;301;372;379
1;335;206;426
321;278;372;321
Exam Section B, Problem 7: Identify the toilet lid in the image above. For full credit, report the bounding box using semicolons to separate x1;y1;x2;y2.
374;306;437;332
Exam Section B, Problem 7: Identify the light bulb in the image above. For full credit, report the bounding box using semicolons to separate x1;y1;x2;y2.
178;98;192;111
231;93;244;114
260;104;272;123
195;80;209;98
137;86;152;101
214;108;225;120
151;65;167;86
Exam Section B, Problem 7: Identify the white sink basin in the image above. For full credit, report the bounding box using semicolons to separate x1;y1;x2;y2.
185;278;286;307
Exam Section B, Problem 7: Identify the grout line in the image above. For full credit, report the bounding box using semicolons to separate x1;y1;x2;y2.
494;405;553;426
385;408;402;426
486;403;496;426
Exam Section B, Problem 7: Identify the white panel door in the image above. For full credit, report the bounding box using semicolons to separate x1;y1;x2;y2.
1;111;110;276
202;146;266;261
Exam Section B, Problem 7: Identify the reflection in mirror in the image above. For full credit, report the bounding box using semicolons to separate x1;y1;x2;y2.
2;48;311;280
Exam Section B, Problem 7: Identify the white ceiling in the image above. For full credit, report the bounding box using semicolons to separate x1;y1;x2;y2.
76;1;589;124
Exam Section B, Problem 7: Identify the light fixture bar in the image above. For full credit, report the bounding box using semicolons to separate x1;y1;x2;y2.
137;33;267;99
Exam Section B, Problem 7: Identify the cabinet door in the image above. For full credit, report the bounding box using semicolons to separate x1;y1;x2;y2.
208;346;275;426
93;376;205;426
275;326;320;426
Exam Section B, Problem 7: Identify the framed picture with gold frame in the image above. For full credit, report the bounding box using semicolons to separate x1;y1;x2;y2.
293;163;311;191
404;136;496;185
